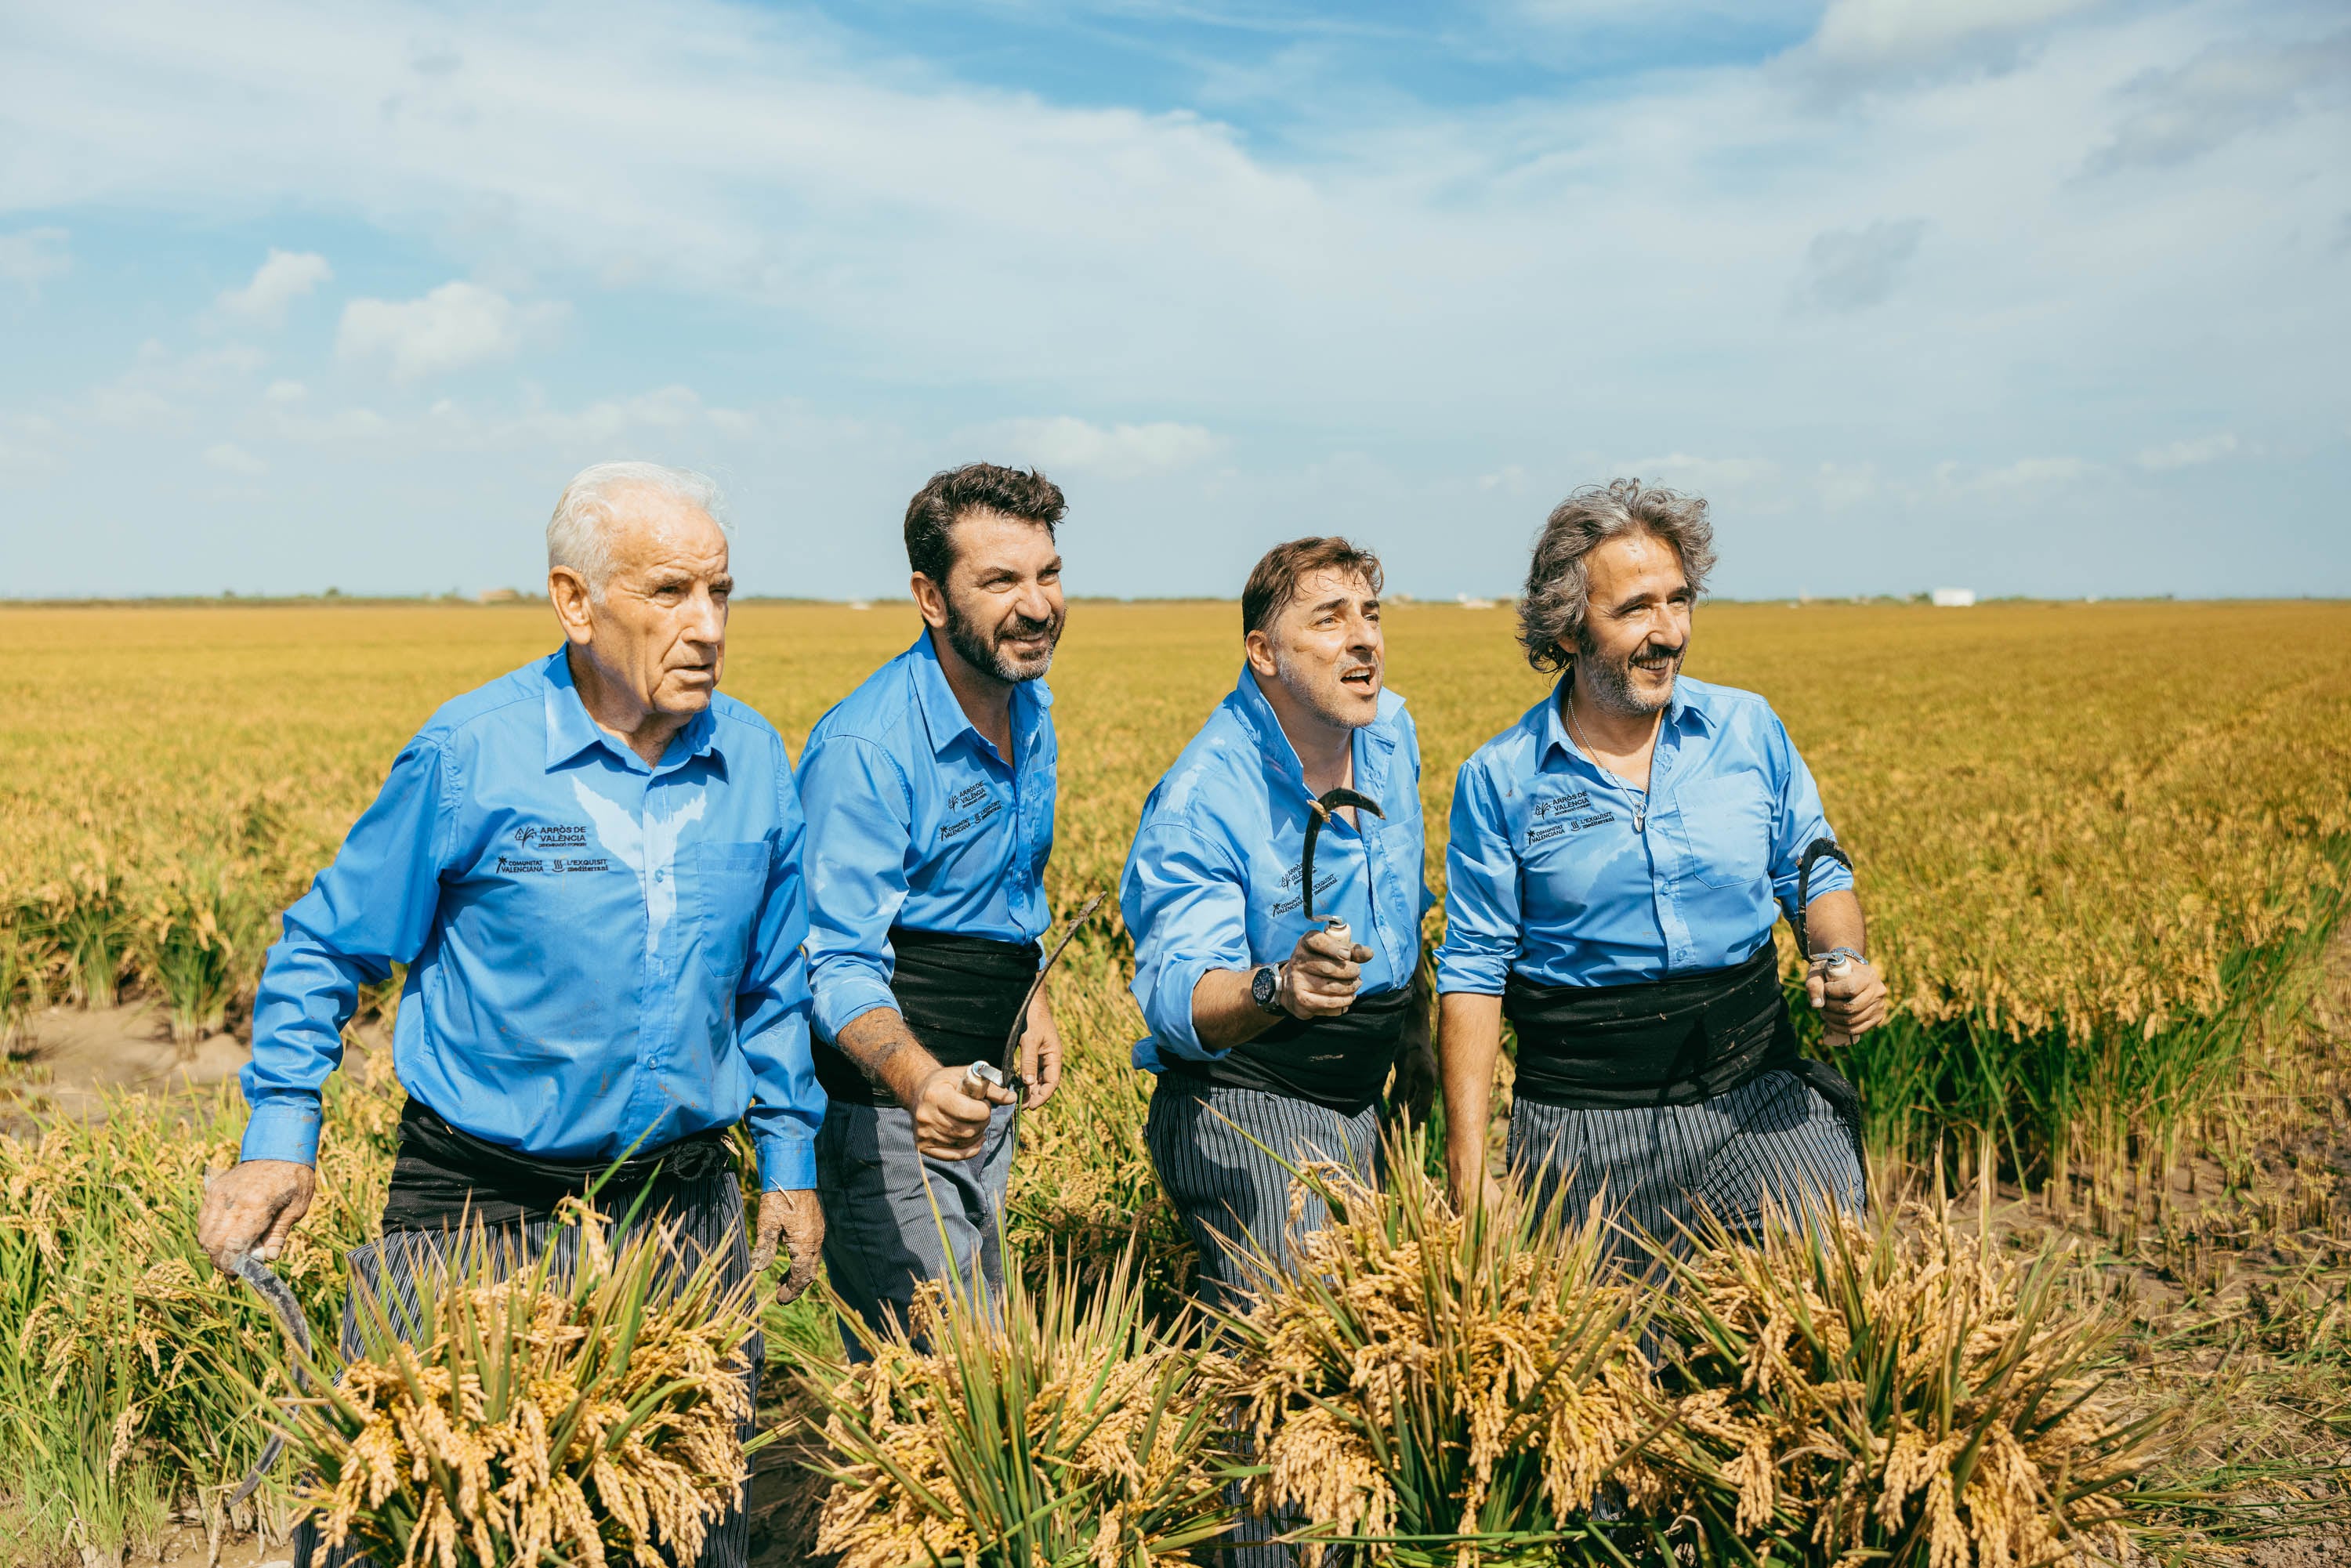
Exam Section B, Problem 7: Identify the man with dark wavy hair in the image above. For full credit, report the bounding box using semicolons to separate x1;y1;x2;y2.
797;462;1070;1353
1436;478;1886;1254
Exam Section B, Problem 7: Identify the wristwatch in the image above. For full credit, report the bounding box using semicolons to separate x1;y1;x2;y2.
1251;962;1288;1016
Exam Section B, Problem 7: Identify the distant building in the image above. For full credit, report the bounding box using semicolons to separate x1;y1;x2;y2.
476;587;525;604
1930;588;1976;608
1455;592;1496;610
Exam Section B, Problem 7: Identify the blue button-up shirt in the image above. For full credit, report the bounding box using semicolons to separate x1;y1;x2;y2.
1436;675;1851;994
238;649;821;1192
1124;668;1433;1071
799;632;1056;1041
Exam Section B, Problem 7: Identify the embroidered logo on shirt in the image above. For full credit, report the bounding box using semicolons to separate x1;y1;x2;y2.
515;823;589;851
1527;809;1614;847
1531;791;1592;821
949;781;990;809
494;854;612;875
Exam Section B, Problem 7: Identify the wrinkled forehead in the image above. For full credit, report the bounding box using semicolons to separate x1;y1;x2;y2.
946;508;1059;580
1278;567;1379;625
1581;530;1687;602
605;485;729;572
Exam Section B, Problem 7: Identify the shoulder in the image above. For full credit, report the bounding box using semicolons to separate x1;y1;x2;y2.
804;650;922;754
1456;690;1549;784
412;659;547;753
1140;700;1262;831
1678;675;1776;720
709;693;788;761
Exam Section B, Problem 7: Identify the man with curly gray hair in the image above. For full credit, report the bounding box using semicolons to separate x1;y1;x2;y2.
1434;478;1887;1254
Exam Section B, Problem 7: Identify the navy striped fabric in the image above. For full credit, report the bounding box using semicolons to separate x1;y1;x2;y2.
1507;1068;1864;1262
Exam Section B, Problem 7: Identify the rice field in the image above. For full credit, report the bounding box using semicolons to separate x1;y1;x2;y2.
3;597;2349;1564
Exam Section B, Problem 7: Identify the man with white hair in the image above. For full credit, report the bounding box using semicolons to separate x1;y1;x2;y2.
195;462;823;1568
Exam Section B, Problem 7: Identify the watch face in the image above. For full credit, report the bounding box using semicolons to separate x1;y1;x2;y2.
1252;965;1277;1011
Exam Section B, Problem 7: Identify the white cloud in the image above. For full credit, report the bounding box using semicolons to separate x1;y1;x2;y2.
215;248;331;322
2135;433;2239;470
1625;454;1780;490
1791;219;1926;313
263;378;307;404
1974;456;2098;490
0;226;71;292
201;440;267;475
984;417;1221;480
1806;0;2103;76
336;281;564;382
2090;31;2351;173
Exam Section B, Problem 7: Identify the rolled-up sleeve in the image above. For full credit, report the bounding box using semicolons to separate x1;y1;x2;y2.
1434;762;1523;996
799;735;914;1041
1121;820;1249;1063
1765;715;1853;918
738;751;820;1191
241;737;453;1164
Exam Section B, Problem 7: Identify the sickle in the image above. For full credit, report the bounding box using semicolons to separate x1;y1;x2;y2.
225;1249;317;1511
1302;788;1385;925
1792;837;1853;958
996;891;1106;1092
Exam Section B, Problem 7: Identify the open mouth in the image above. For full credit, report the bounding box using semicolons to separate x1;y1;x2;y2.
1339;666;1378;693
1631;649;1682;675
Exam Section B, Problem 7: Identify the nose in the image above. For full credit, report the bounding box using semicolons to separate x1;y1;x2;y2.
1012;578;1056;628
686;585;726;646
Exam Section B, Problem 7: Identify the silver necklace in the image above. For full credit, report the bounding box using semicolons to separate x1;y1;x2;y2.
1565;693;1662;833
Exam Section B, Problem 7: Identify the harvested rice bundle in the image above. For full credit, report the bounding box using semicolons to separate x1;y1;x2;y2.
809;1244;1228;1568
1646;1196;2170;1568
1204;1132;1663;1568
266;1200;759;1568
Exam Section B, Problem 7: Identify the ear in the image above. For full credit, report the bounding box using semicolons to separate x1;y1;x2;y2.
1243;627;1279;680
911;572;950;630
549;567;596;646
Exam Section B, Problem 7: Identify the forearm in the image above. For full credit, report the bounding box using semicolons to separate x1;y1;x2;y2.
832;1005;943;1108
1190;966;1281;1052
1802;889;1867;957
1437;991;1505;1177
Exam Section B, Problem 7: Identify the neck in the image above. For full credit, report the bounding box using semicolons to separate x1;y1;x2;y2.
1564;670;1665;755
567;644;688;767
928;625;1017;756
1253;669;1356;795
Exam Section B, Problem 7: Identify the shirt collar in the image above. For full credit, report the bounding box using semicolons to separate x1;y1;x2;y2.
1227;664;1396;809
1536;672;1713;761
907;628;1053;762
541;647;723;773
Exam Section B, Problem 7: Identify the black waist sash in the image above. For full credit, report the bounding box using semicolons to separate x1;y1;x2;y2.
379;1098;737;1233
813;925;1043;1107
1166;983;1414;1118
1504;944;1803;1110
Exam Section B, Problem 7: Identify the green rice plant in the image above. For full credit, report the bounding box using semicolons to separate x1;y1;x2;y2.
45;864;129;1011
806;1240;1230;1568
1639;1187;2195;1568
136;859;263;1050
1203;1126;1662;1568
267;1199;762;1568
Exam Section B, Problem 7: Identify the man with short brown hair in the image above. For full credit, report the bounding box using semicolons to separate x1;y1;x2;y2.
797;462;1070;1353
1122;536;1436;1316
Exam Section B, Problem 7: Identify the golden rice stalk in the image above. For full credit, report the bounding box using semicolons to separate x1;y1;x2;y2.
1202;1128;1663;1568
1644;1194;2178;1568
266;1199;759;1568
808;1240;1229;1568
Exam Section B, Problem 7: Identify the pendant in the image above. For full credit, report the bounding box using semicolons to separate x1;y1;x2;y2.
1634;810;1645;832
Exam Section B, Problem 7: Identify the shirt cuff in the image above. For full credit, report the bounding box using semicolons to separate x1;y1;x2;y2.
240;1096;324;1165
1141;955;1226;1062
757;1130;817;1191
1780;859;1855;916
1433;946;1510;996
813;971;900;1041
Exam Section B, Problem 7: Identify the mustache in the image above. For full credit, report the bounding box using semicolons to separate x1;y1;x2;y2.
1628;643;1684;669
997;612;1061;643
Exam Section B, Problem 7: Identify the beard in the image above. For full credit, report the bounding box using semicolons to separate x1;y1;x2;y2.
944;595;1063;684
1577;631;1683;716
1273;647;1381;730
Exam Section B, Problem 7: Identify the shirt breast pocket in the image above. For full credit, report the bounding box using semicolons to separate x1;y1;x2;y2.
688;840;772;985
1671;773;1772;890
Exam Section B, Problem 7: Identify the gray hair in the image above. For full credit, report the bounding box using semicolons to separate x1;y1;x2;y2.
1517;478;1716;673
545;462;729;598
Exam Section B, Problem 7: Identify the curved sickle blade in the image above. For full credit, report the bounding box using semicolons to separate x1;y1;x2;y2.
998;891;1107;1085
225;1250;317;1511
1302;788;1385;925
1793;837;1853;957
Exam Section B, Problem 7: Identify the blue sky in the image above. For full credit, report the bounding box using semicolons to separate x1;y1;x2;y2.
2;0;2346;600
